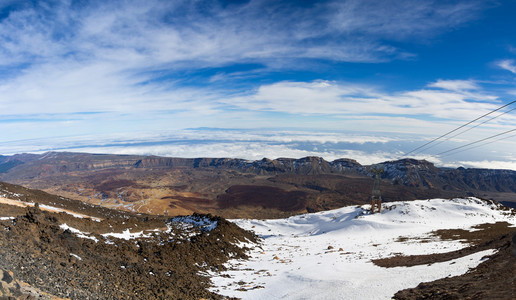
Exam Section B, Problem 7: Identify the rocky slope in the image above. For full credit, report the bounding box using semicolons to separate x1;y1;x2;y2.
0;182;257;299
0;268;65;299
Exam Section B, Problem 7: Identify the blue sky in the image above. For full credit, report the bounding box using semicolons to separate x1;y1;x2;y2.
1;0;516;169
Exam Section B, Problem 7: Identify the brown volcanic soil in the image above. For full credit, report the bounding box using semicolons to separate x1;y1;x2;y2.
371;221;516;299
0;204;257;299
0;267;64;299
217;185;309;211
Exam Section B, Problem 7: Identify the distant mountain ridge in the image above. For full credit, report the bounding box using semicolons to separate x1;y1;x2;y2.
2;152;516;193
1;151;516;218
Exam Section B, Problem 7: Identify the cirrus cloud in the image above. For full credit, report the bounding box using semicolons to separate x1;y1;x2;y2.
497;59;516;74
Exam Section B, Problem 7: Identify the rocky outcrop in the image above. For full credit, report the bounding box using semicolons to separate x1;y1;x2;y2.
374;159;441;188
134;156;362;176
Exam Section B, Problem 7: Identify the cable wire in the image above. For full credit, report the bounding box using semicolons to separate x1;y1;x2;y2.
403;100;516;157
422;107;516;152
435;128;516;157
437;132;516;158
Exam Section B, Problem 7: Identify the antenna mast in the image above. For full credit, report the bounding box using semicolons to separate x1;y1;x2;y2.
370;168;383;213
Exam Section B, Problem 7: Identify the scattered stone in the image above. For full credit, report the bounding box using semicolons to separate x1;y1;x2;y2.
0;205;258;299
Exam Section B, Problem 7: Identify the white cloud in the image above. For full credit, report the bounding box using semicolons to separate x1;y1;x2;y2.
2;76;513;148
39;142;400;166
428;79;479;91
0;58;226;116
226;80;375;115
328;0;483;40
497;59;516;74
0;0;485;69
0;129;399;154
0;1;493;126
2;127;514;169
447;160;516;171
224;80;503;122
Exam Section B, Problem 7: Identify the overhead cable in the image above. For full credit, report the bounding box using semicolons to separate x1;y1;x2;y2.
403;100;516;157
437;132;516;158
435;128;516;157
423;106;516;152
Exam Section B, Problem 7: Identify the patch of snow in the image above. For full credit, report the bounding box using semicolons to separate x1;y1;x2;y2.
102;229;151;240
70;253;82;261
0;197;101;221
210;198;516;299
60;223;99;243
40;204;101;221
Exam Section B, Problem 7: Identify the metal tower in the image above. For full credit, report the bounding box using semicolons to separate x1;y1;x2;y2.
370;168;383;213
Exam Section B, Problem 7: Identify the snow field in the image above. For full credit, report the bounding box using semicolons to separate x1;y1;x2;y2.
209;198;516;299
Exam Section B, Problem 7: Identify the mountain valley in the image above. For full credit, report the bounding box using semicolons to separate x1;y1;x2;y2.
1;152;516;218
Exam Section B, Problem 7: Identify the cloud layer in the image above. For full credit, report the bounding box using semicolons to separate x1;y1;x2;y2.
1;0;515;170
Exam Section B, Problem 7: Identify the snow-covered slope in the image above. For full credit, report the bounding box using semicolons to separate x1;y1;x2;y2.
210;198;516;299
